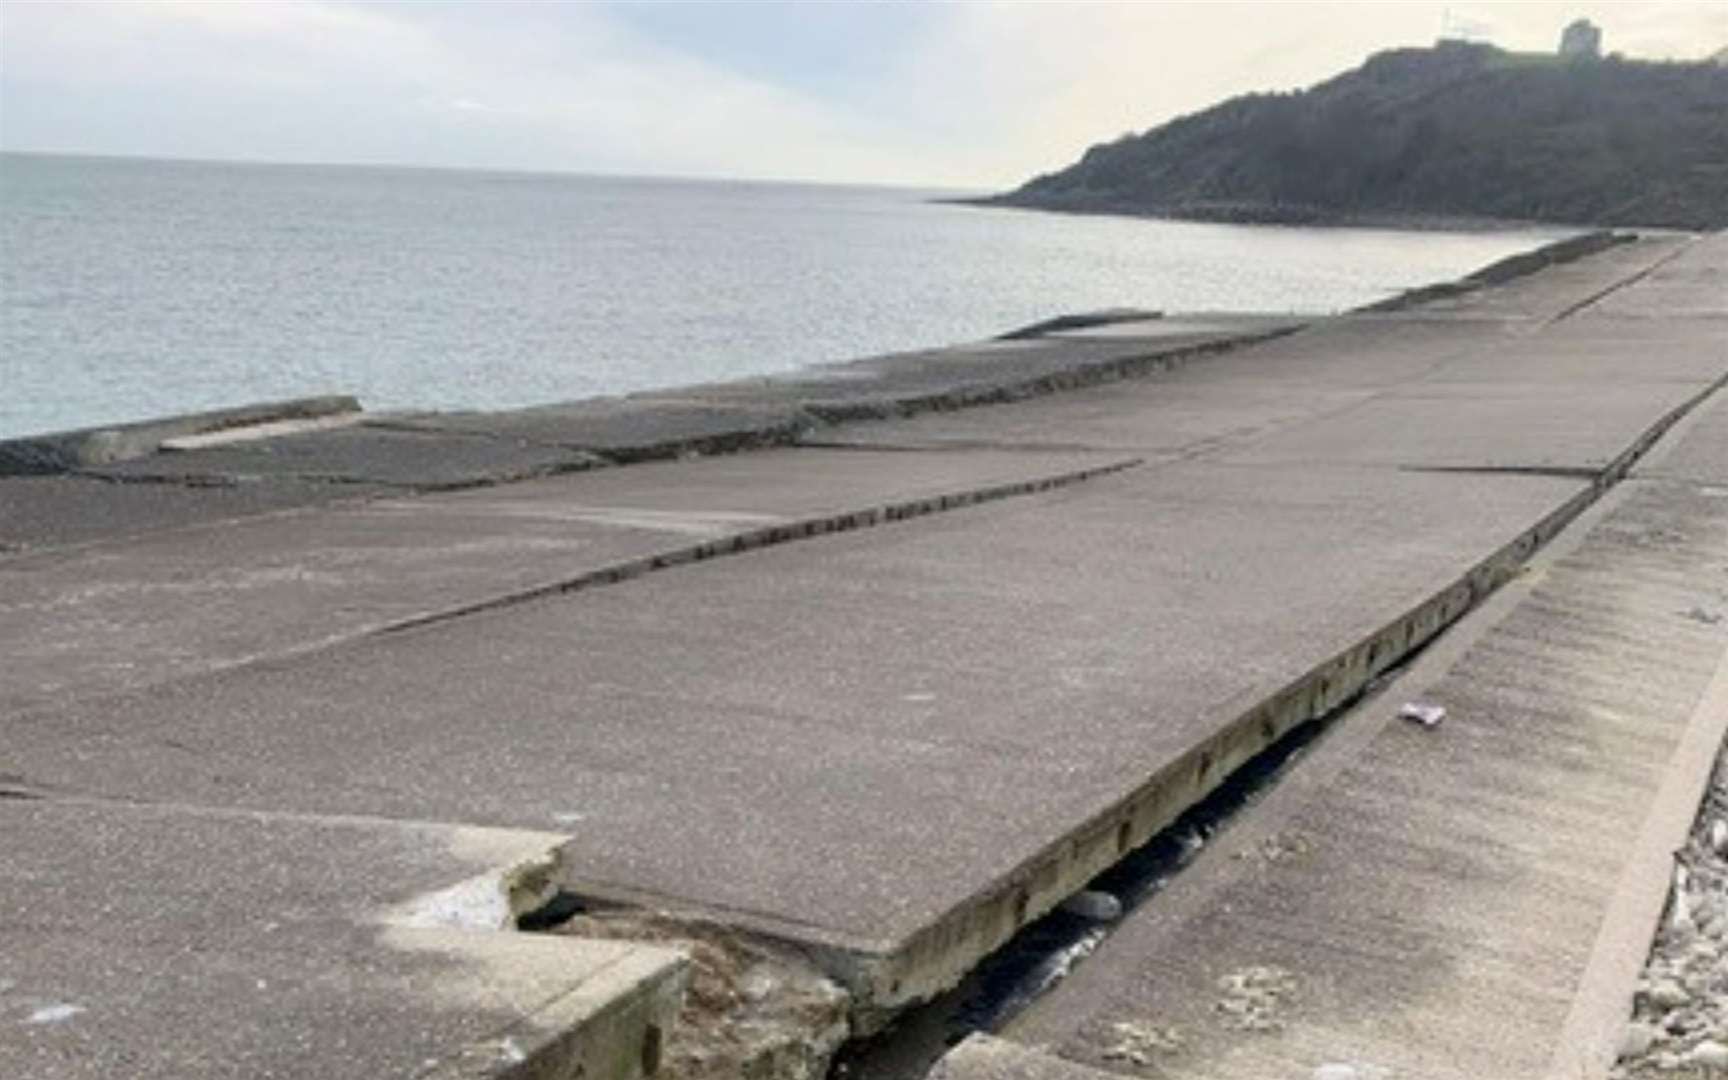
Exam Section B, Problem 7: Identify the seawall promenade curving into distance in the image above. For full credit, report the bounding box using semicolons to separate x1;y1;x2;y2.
2;230;1725;1080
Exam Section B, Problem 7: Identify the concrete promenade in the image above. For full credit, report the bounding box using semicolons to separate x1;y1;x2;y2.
2;231;1724;1078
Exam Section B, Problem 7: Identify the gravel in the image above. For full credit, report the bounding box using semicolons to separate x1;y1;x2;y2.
1613;747;1728;1078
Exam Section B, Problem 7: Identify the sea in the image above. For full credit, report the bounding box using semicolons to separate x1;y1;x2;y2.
0;152;1571;440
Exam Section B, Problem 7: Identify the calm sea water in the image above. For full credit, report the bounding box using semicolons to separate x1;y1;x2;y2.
0;153;1569;439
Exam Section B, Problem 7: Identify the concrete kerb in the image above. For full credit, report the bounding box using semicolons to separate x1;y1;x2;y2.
1548;637;1728;1080
0;395;361;476
1543;377;1728;1080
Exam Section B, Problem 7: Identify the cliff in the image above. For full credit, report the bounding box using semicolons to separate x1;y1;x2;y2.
975;42;1728;230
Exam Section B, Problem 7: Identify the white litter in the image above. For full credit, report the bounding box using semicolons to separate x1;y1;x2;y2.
25;1004;84;1025
1399;702;1446;728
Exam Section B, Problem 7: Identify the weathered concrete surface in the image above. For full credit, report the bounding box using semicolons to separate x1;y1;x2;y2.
985;413;1727;1080
0;798;686;1080
0;447;1127;713
0;474;390;555
2;230;1721;1076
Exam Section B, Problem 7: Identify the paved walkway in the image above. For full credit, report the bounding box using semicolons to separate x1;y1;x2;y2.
3;232;1722;1076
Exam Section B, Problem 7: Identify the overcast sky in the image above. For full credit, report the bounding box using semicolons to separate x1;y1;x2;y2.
2;1;1723;189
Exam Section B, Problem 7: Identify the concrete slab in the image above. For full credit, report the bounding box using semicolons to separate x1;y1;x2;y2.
0;798;686;1080
4;460;1593;1014
998;457;1728;1079
0;446;1126;712
380;398;818;461
91;426;599;490
1216;378;1714;471
0;474;389;555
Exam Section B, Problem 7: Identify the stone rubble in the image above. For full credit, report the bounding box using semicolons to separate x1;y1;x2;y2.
1614;747;1728;1078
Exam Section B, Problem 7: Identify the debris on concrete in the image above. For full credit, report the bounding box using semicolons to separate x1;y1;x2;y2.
24;1003;85;1025
1232;830;1316;866
1098;1019;1184;1065
552;912;849;1080
1613;746;1728;1078
1213;964;1297;1032
1398;701;1447;728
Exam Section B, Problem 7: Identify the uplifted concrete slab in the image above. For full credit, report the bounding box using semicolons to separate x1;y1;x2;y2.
1;798;686;1080
997;425;1728;1080
91;425;598;490
4;458;1593;1019
0;446;1126;713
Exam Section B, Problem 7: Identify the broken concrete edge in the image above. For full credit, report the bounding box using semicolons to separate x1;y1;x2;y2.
926;1033;1118;1080
0;395;361;476
1357;228;1638;313
1543;549;1728;1075
376;844;690;1080
412;934;689;1080
543;373;1728;1039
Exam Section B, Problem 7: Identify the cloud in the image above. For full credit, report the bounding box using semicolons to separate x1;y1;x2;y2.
2;0;1722;187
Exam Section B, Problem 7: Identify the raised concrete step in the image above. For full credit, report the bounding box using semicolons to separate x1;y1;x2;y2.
0;799;687;1080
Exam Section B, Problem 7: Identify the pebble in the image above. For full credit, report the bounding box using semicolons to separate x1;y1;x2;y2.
1061;890;1124;922
1647;978;1691;1010
1689;1040;1728;1069
1710;818;1728;858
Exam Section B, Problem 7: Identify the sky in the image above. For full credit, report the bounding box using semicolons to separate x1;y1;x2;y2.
2;1;1723;190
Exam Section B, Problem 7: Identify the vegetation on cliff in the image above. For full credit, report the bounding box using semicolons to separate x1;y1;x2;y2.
979;42;1728;229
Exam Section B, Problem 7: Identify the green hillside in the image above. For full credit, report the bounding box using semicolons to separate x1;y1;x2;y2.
978;42;1728;229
